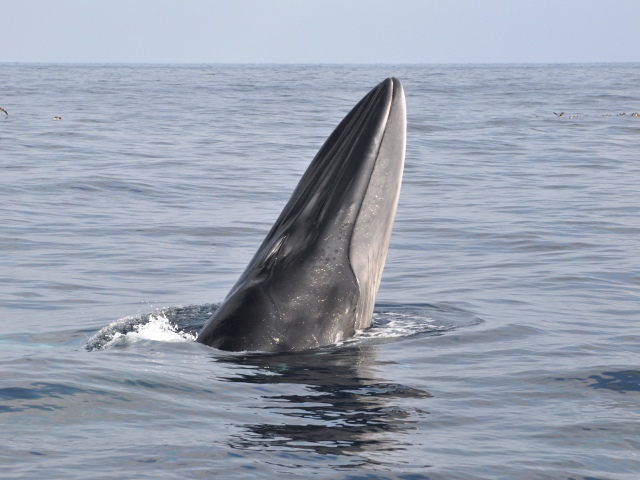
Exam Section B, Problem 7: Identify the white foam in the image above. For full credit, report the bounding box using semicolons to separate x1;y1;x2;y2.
135;313;192;341
101;312;196;349
337;310;447;347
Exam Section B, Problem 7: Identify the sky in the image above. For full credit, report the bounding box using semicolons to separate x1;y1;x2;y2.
2;0;639;64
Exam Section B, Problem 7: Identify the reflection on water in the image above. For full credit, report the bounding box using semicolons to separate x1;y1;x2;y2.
215;345;432;456
588;370;640;394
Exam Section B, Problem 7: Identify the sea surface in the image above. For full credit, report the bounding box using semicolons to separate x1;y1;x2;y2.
1;63;639;479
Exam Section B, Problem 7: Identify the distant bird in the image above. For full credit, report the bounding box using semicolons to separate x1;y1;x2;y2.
553;112;564;117
632;112;639;117
53;116;62;121
618;112;626;116
0;107;7;116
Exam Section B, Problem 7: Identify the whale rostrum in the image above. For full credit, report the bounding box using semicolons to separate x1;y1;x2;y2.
197;78;406;352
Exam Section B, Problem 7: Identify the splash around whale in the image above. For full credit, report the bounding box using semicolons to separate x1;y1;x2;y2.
197;78;407;352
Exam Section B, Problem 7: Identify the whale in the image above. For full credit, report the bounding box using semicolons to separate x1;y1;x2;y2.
197;77;406;352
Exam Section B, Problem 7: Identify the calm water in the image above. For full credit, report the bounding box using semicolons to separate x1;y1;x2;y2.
1;64;639;479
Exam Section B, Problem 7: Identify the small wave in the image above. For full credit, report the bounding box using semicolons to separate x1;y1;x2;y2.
86;303;481;352
85;304;215;351
343;303;482;346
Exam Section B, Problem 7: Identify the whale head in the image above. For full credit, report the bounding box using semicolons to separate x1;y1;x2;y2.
197;78;406;352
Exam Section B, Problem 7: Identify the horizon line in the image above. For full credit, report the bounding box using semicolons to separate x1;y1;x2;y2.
1;61;638;66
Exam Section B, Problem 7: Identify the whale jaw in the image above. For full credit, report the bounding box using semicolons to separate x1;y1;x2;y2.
197;78;406;352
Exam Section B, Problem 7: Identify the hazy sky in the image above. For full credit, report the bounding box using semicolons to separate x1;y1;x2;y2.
2;0;639;64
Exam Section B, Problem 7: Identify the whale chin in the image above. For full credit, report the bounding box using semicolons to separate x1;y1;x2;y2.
197;78;406;352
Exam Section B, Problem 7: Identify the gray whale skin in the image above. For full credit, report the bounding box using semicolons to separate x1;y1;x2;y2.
197;78;406;352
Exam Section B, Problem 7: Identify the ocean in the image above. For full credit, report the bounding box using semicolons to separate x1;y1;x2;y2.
0;63;638;479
